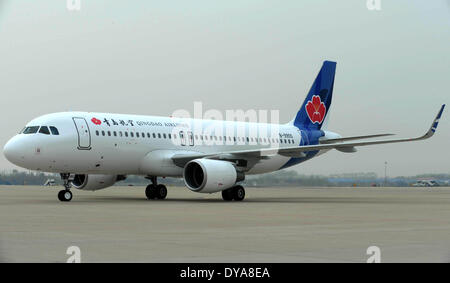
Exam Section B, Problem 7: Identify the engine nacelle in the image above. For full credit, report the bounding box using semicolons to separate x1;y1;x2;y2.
71;174;125;191
183;159;244;193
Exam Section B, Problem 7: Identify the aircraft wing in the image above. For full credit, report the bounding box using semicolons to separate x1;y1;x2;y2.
319;133;394;144
172;105;445;166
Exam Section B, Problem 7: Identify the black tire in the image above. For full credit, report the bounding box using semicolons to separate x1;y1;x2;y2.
58;190;72;202
222;189;234;201
233;186;245;201
156;185;167;200
145;184;157;200
58;190;64;201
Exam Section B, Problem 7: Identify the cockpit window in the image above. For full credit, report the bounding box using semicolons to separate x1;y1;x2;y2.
39;126;50;135
23;126;39;134
49;126;59;135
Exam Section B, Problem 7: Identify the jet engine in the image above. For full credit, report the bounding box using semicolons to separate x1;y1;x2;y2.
71;174;126;191
183;159;244;193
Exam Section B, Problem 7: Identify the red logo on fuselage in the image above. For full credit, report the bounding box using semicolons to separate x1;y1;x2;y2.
305;95;326;124
91;118;102;125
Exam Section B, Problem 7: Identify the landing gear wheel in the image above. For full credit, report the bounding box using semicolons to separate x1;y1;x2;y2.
145;184;157;200
222;189;234;201
145;176;167;200
155;185;167;200
58;190;72;202
233;186;245;201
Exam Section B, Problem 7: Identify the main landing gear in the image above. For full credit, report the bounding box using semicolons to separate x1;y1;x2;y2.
145;176;167;200
58;173;73;202
221;185;245;201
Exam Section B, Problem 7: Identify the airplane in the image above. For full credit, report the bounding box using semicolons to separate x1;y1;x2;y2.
2;61;445;202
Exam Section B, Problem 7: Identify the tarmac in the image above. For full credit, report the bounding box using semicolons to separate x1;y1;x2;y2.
0;185;449;262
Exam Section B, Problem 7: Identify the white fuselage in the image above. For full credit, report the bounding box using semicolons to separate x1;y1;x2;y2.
4;112;332;177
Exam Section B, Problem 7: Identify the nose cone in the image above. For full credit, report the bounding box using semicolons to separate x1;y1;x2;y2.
3;136;22;166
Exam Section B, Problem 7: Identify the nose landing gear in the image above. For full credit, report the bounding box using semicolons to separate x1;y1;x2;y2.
58;173;73;202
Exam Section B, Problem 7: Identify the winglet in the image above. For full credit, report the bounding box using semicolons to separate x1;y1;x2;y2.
423;104;445;138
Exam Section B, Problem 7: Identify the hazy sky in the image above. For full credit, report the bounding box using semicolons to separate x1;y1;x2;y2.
0;0;448;176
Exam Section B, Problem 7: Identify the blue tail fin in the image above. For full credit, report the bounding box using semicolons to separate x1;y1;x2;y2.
292;61;336;130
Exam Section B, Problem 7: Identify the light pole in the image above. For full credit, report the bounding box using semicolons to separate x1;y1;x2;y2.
384;161;388;187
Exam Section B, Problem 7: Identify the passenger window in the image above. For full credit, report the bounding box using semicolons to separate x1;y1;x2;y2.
102;131;105;136
136;132;140;138
49;126;59;135
163;133;167;139
96;130;99;136
125;132;128;137
142;132;145;138
130;132;134;138
39;126;50;135
23;126;40;134
107;131;111;136
147;133;150;138
158;133;161;138
119;131;123;137
113;131;117;137
153;133;156;138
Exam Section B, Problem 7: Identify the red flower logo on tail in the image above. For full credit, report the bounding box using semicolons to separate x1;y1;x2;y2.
305;95;326;124
91;118;102;125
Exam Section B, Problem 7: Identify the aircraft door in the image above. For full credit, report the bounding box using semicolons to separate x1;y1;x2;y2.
187;131;194;146
179;131;186;146
73;117;91;150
